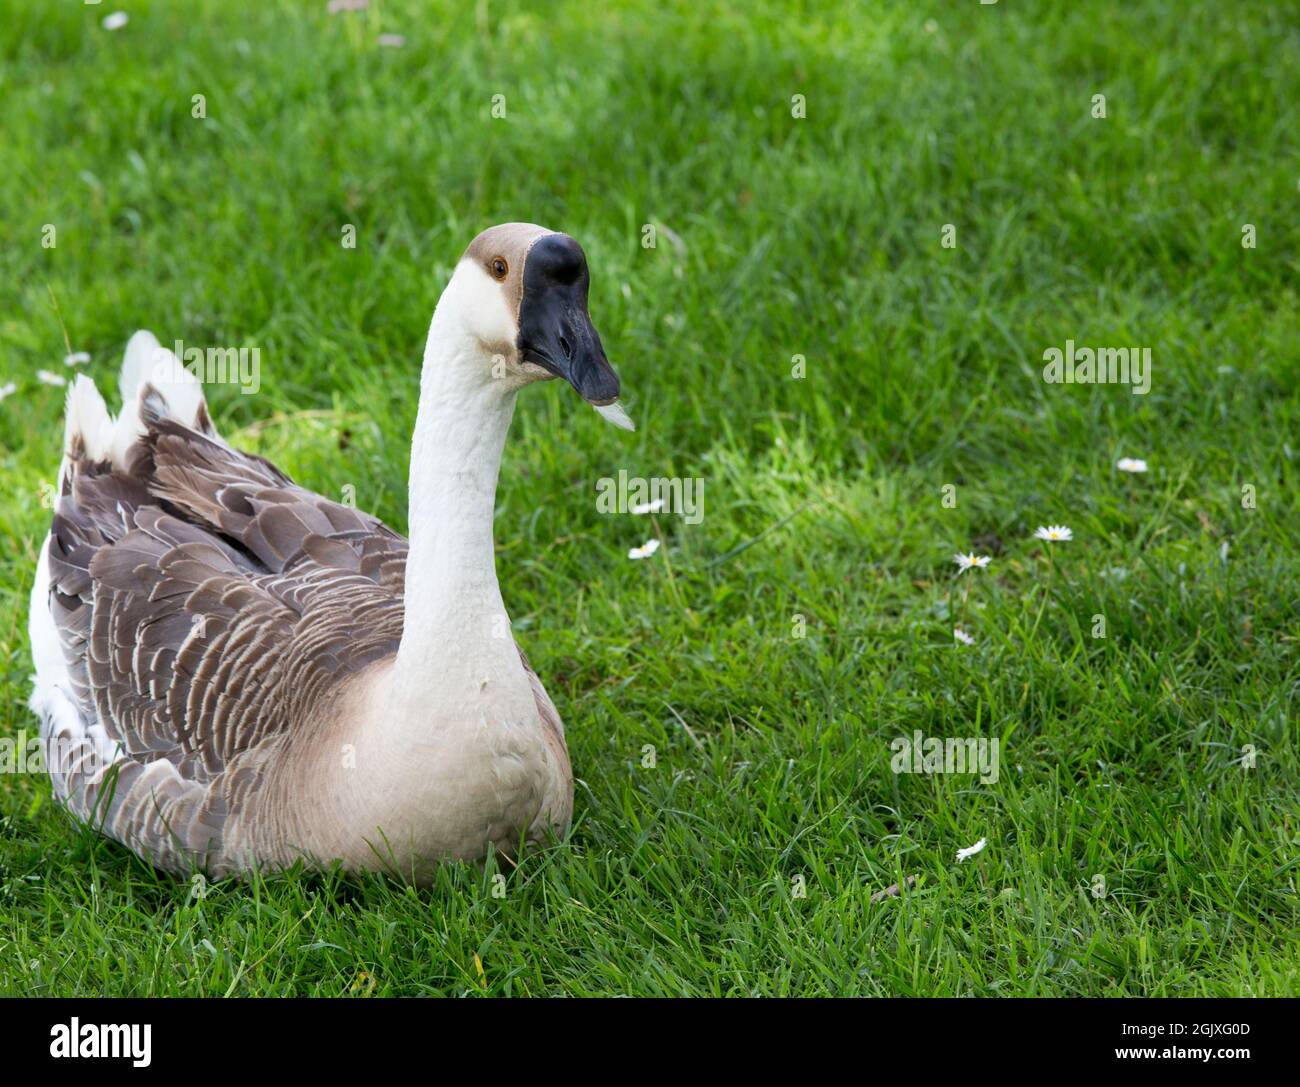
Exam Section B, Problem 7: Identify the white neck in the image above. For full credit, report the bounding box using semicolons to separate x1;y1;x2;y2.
385;282;535;728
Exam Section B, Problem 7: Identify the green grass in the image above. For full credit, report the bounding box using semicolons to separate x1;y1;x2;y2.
1;0;1298;996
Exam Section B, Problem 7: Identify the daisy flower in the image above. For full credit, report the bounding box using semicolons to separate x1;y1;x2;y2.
64;352;91;367
956;837;987;863
631;497;665;515
102;12;129;30
953;627;975;646
0;382;16;403
1034;524;1072;542
953;552;991;573
36;370;66;387
1116;457;1148;473
627;539;660;560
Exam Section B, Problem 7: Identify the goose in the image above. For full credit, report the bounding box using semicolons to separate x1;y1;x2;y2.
28;223;634;882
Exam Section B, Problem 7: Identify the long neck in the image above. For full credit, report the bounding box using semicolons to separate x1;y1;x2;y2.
386;304;533;723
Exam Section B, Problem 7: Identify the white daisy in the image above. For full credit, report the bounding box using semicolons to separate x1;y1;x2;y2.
0;382;16;403
36;370;66;387
1034;524;1072;542
627;539;660;560
956;837;986;863
102;12;129;30
631;497;665;515
953;552;991;573
64;351;91;367
953;627;975;646
1116;457;1148;473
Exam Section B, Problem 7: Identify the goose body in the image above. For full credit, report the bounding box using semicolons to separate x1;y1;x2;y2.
28;224;630;882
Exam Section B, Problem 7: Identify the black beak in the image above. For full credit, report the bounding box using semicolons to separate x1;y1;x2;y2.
517;234;621;404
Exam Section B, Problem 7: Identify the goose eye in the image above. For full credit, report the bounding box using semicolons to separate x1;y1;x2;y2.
490;257;508;281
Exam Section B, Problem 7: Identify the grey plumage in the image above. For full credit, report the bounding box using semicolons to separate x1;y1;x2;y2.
38;383;560;877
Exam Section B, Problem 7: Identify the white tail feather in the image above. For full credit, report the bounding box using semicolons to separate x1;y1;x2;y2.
63;375;113;461
111;330;214;465
119;329;161;405
59;375;114;489
122;330;207;422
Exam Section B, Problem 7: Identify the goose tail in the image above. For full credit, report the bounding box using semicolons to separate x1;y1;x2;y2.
60;374;114;483
34;331;224;812
32;374;118;779
111;330;218;466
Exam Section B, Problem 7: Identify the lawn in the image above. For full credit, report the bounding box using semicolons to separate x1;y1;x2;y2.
0;0;1297;996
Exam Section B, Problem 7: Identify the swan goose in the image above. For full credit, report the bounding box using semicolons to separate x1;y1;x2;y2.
28;223;633;882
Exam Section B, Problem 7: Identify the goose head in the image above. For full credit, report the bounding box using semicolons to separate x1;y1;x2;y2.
447;222;634;430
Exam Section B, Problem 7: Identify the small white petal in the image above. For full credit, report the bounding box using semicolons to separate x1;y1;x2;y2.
1116;457;1148;473
631;498;664;515
594;400;635;432
956;837;987;863
1034;524;1073;542
102;12;129;30
627;538;660;560
0;381;17;402
64;351;91;367
37;370;66;386
953;627;975;646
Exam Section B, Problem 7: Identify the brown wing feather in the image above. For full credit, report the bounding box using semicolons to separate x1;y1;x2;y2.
41;403;408;871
